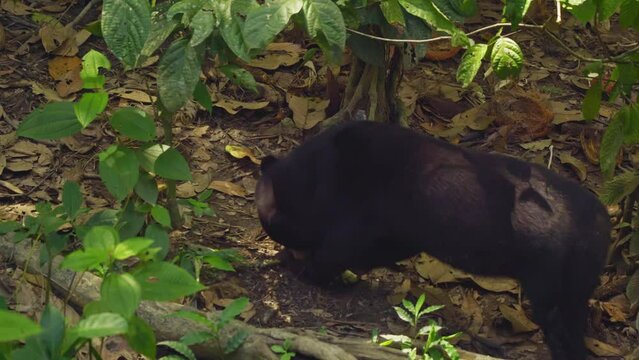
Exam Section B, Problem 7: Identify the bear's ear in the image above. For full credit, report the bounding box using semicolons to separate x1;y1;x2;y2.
260;155;278;171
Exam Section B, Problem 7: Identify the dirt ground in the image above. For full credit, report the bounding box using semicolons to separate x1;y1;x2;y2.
0;1;638;359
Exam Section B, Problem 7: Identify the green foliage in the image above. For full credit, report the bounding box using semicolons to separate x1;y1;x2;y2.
0;310;42;342
17;102;81;140
109;108;157;142
271;338;296;360
456;43;488;87
101;0;151;67
378;294;460;360
490;37;523;79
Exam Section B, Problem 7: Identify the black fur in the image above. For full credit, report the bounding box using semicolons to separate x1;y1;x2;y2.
256;121;610;360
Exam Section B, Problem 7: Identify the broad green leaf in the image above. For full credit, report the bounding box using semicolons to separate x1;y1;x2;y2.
126;316;156;359
193;80;213;113
135;172;159;205
98;145;140;201
243;0;303;49
60;248;109;271
449;0;477;17
219;297;249;325
490;37;523;79
74;92;108;127
155;147;192;181
0;221;21;234
113;237;154;260
582;78;602;120
109;107;156;141
626;270;639;305
620;0;639;30
118;201;147;239
158;39;202;112
133;262;205;301
347;32;385;66
144;223;170;260
151;205;171;228
62;181;83;219
141;15;179;56
220;16;252;61
17;102;81;140
101;273;142;318
102;0;151;67
600;114;624;178
398;0;459;37
598;0;623;20
431;0;468;22
302;0;346;49
502;0;533;27
225;329;249;354
600;170;639;205
0;310;41;342
82;225;118;252
73;312;128;338
137;143;170;173
83;300;110;317
38;304;65;358
564;0;596;22
81;50;111;89
393;306;412;323
380;0;406;26
456;43;488;87
203;253;235;271
404;11;431;59
157;340;197;360
190;8;215;47
621;104;639;145
180;330;214;346
171;310;210;326
218;64;257;93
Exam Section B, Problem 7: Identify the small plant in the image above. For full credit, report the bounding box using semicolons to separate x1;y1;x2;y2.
377;294;461;360
168;297;250;357
271;338;296;360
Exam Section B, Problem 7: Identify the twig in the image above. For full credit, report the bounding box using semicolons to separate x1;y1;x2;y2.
68;0;100;29
555;0;562;24
346;23;543;44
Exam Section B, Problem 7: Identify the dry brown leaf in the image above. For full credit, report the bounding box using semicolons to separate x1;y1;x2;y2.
414;253;466;284
580;128;602;165
225;145;261;165
398;82;418;117
39;23;75;53
386;278;412;305
248;42;303;70
61;136;95;154
584;337;623;357
460;291;483;334
48;56;83;97
1;0;32;15
519;139;552;151
550;101;583;124
6;161;33;172
450;105;494;131
498;304;539;333
558;152;587;181
0;154;5;176
191;172;212;193
0;132;17;147
287;94;328;129
213;99;269;115
111;88;156;103
176;182;196;198
0;23;5;50
0;179;22;194
600;294;630;322
192;147;211;162
209;180;248;197
468;274;519;294
29;81;65;102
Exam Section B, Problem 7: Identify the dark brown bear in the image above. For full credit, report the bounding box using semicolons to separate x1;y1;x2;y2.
256;120;610;360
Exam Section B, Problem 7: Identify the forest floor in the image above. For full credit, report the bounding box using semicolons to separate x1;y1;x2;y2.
0;0;637;359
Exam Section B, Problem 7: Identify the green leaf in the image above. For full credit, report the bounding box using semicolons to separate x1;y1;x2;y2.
0;310;42;342
449;0;477;17
74;92;108;127
155;147;192;181
126;316;156;359
218;64;257;93
102;0;151;67
0;221;21;234
219;297;249;325
502;0;533;27
456;43;488;87
180;330;214;346
564;0;596;22
151;205;171;228
380;0;406;26
101;273;142;318
490;37;523;79
626;270;639;306
243;0;303;49
598;0;623;20
158;39;202;112
109;107;156;141
620;0;639;30
431;0;468;22
141;15;179;56
83;225;119;250
158;340;197;360
171;310;211;326
99;145;140;201
113;237;155;260
135;172;159;205
600;170;639;205
393;306;412;323
17;102;81;140
403;11;431;60
60;248;109;271
62;181;83;219
225;329;249;354
302;0;346;49
81;50;111;89
144;223;170;260
133;262;205;301
203;253;235;271
398;0;459;37
137;143;170;173
618;104;639;145
73;312;128;338
190;8;215;47
38;304;65;358
220;16;252;61
347;32;385;66
600;113;624;178
193;80;213;113
118;201;147;239
582;78;602;120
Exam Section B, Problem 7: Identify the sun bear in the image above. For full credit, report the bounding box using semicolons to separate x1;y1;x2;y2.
256;120;610;360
